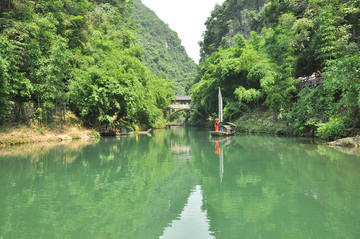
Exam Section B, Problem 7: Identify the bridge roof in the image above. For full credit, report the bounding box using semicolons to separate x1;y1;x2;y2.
173;96;191;101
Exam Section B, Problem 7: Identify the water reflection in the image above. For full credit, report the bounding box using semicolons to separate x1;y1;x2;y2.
160;185;214;239
196;135;360;239
211;137;233;183
0;130;199;239
0;130;359;238
0;138;94;163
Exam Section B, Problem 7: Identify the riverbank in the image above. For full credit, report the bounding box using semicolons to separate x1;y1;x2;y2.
233;109;360;142
0;113;97;147
0;124;95;147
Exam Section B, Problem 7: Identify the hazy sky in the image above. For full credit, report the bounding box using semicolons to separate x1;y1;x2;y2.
141;0;225;63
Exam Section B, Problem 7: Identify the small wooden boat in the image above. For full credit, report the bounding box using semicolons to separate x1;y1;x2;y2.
210;131;233;137
134;128;152;135
100;130;116;137
210;131;235;137
210;125;235;137
116;128;152;137
116;132;132;136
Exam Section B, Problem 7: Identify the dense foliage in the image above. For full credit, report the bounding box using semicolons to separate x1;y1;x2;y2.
132;0;197;95
200;0;266;59
0;0;175;130
193;0;360;139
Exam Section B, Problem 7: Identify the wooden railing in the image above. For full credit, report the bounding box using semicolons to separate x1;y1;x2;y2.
297;76;323;89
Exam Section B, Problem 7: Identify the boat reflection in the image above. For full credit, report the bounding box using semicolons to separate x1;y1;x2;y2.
211;137;232;183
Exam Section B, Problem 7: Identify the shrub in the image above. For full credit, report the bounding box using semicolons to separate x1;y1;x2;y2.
316;117;346;140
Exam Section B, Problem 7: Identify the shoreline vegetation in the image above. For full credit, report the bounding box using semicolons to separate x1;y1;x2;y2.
0;0;177;137
1;0;359;148
1;111;359;150
190;0;360;143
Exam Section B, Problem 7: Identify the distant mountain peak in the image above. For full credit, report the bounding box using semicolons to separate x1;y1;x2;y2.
132;1;197;95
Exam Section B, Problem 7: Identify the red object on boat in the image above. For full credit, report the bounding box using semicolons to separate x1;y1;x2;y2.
215;119;220;132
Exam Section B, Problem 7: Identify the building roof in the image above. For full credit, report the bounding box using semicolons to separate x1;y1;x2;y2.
172;96;191;101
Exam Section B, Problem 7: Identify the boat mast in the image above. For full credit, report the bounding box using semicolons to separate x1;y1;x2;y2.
218;87;223;123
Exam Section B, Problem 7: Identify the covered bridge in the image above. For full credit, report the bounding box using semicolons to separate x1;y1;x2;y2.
171;96;191;105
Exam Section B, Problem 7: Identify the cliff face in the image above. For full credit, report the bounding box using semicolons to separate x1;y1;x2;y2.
132;0;198;95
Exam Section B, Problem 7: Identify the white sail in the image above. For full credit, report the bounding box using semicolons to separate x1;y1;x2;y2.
218;87;223;122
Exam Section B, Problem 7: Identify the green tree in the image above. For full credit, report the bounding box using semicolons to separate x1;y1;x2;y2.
0;0;174;129
0;35;31;122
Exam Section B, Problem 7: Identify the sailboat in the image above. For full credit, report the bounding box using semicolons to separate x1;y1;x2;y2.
209;88;236;137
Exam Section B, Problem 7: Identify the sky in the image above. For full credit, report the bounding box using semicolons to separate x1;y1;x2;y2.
141;0;226;63
160;186;214;239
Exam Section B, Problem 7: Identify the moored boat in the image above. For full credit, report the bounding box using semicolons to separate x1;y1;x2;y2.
210;88;236;137
209;131;234;137
210;124;235;136
100;130;116;137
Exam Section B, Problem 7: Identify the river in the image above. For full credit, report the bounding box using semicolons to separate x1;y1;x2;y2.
0;128;359;238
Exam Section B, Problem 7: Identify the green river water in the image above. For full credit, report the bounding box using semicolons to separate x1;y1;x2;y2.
0;128;359;239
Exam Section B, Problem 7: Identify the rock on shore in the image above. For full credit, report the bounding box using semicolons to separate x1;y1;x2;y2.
327;136;360;148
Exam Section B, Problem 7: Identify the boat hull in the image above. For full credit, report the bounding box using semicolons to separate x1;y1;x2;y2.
100;131;116;137
209;131;235;137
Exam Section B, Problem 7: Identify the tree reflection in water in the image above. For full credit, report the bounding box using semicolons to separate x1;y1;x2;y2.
0;129;360;238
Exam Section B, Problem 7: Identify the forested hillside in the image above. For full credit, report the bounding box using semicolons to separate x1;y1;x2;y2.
193;0;360;140
132;0;197;95
0;0;174;130
200;0;266;59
